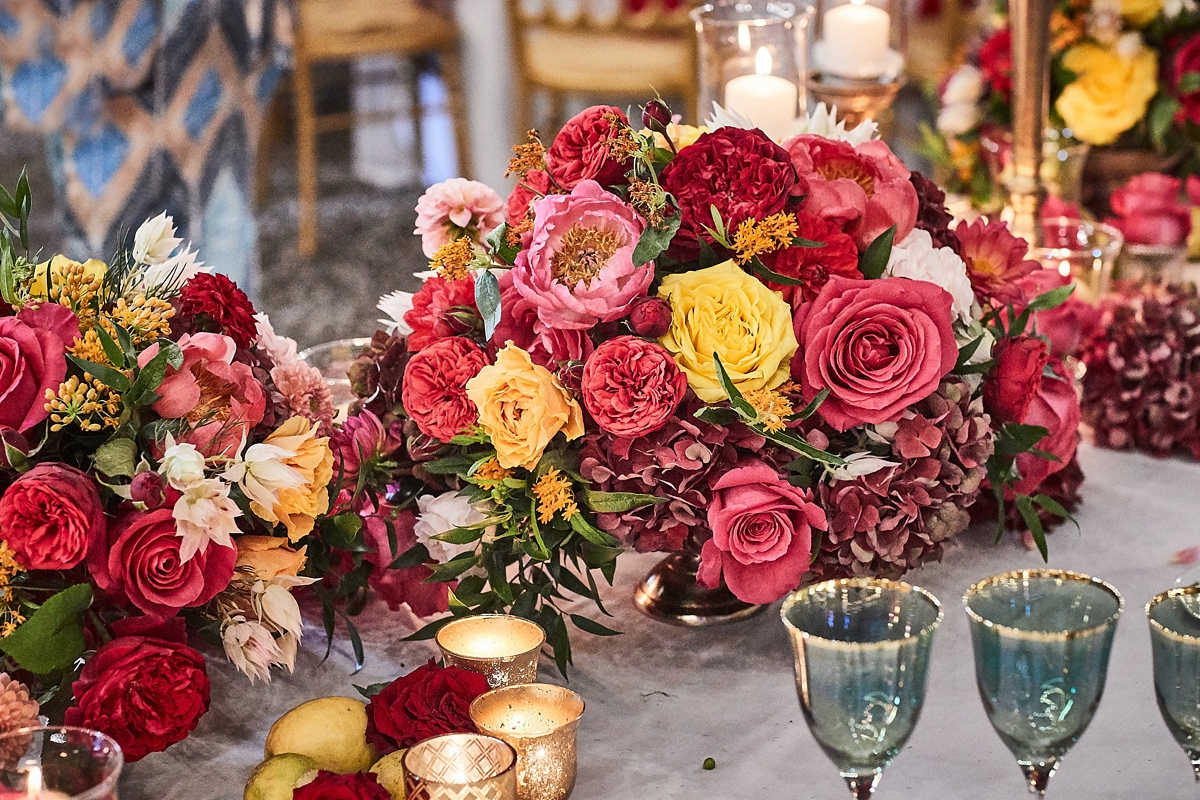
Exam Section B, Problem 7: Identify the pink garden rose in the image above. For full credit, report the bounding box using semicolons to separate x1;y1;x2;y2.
402;336;489;443
793;276;957;431
783;135;918;250
0;302;79;432
581;336;687;437
414;178;505;258
698;462;827;605
139;333;265;457
1106;172;1191;246
511;180;649;329
0;463;104;570
545;106;631;190
1011;357;1081;496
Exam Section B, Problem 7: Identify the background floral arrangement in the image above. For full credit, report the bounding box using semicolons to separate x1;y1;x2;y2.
352;100;1084;664
928;0;1200;208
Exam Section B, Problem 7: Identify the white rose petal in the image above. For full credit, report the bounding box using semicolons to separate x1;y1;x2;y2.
414;490;491;567
885;228;976;324
159;433;207;490
830;452;900;481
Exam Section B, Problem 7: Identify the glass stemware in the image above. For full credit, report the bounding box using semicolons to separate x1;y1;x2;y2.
964;569;1123;796
1147;586;1200;781
0;726;123;799
781;578;943;798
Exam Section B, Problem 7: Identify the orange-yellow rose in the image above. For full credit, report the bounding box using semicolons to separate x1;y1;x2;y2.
253;416;333;541
234;535;308;581
465;344;584;470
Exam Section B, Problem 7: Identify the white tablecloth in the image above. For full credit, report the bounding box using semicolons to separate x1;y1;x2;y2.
123;443;1200;799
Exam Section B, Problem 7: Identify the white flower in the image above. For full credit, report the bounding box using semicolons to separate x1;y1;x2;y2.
1164;0;1196;18
275;632;299;673
254;313;299;369
138;244;208;296
133;212;183;266
790;102;879;144
414;490;490;565
941;65;984;106
830;452;900;481
226;442;305;513
1116;31;1144;60
885;228;975;324
704;101;757;132
936;103;981;136
253;575;317;642
159;433;206;490
377;290;415;336
223;617;283;684
172;478;241;562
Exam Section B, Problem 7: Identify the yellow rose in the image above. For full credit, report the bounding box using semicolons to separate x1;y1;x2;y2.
1122;0;1162;26
254;416;334;542
1056;42;1158;145
29;255;107;298
657;260;797;403
235;535;308;581
640;124;709;152
465;344;584;470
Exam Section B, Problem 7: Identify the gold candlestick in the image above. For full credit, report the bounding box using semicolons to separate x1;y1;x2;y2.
1006;0;1053;244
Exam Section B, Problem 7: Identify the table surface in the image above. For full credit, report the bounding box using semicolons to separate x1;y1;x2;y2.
123;443;1200;799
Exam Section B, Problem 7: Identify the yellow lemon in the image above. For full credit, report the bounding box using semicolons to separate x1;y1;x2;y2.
243;753;318;800
264;697;377;774
369;749;408;799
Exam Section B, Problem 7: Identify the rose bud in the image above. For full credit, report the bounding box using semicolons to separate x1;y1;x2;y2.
0;429;30;470
642;99;673;132
130;471;169;509
629;295;673;338
556;361;585;395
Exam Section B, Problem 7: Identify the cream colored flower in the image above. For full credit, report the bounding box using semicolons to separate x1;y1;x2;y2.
253;417;334;541
133;212;183;266
159;433;207;489
173;478;241;563
222;617;282;684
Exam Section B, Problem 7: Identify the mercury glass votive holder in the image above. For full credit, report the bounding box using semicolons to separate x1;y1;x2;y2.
1147;586;1200;781
437;615;546;688
470;684;585;800
0;727;123;800
403;734;517;800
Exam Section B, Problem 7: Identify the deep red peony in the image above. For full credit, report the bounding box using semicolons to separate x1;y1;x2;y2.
0;463;105;570
402;337;489;442
1011;357;1081;496
292;771;391;800
545;105;631;190
404;275;479;351
581;336;687;437
660;127;796;261
88;508;237;617
793;276;958;431
979;29;1013;101
0;302;79;432
759;210;862;304
64;616;209;762
173;272;258;349
365;660;490;753
983;336;1049;425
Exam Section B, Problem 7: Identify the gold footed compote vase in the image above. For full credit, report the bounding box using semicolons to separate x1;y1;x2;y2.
633;531;765;626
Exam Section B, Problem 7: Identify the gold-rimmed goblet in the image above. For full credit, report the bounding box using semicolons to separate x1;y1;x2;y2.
1148;586;1200;780
964;569;1123;795
782;578;943;798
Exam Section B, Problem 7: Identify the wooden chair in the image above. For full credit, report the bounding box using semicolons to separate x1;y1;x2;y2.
508;0;699;133
292;0;472;256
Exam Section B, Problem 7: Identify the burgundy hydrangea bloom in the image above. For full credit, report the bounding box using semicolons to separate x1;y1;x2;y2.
910;171;963;257
172;273;257;349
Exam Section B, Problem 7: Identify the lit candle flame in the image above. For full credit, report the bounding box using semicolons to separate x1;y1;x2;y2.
755;47;772;76
737;22;751;52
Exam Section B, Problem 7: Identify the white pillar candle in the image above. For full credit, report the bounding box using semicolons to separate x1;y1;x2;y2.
820;0;891;79
723;48;798;142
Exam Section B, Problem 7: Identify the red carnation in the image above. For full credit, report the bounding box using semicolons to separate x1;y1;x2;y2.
979;29;1013;102
365;660;490;753
402;336;489;442
0;463;104;570
546;106;632;190
293;771;391;800
173;272;258;349
660;127;797;262
403;275;479;351
581;336;687;437
983;336;1049;425
64;617;209;762
760;211;862;304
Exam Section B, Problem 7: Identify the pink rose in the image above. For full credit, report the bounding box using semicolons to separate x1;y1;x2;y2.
1106;172;1191;246
361;505;451;618
0;303;79;432
414;178;505;258
1015;269;1102;359
511;180;649;329
402;336;489;443
88;508;237;617
782;135;919;250
545;106;632;190
139;333;265;457
1011;357;1080;496
698;462;827;605
794;276;958;431
0;463;104;570
581;336;687;437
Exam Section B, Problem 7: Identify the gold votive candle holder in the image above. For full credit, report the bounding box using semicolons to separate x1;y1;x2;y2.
469;684;585;800
436;615;545;688
403;733;517;800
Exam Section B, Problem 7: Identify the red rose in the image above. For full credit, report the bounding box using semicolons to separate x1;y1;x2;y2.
979;29;1013;101
365;660;490;753
88;508;236;617
173;273;258;349
404;275;478;351
506;168;554;225
760;210;862;304
983;336;1050;425
293;771;391;800
0;463;104;570
793;276;958;432
1175;34;1200;125
403;337;489;443
660;127;797;262
628;295;673;338
0;303;79;432
697;461;827;605
64;616;209;762
545;106;631;190
581;336;686;437
361;506;451;618
1011;357;1081;495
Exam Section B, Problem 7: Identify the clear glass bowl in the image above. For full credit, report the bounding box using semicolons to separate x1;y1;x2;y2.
0;726;122;800
297;337;374;420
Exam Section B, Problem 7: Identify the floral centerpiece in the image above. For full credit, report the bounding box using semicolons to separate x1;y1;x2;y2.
352;101;1084;666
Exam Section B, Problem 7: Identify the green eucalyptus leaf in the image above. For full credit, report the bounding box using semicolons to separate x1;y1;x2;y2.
632;213;682;266
475;269;503;341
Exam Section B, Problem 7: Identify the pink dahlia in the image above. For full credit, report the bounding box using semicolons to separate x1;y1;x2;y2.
955;217;1039;305
414;178;505;258
511;180;649;330
270;360;335;437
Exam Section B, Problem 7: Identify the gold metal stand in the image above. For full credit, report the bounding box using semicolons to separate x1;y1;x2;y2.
1005;0;1053;243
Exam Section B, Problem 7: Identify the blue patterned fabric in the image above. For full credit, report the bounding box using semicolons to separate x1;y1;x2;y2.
0;0;291;289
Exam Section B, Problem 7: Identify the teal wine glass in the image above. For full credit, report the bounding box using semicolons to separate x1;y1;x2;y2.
782;578;943;799
964;569;1123;796
1147;586;1200;780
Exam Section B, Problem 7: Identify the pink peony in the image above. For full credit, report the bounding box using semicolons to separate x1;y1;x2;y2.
1106;172;1191;247
270;360;335;437
414;178;505;258
955;217;1040;306
581;336;687;437
402;336;489;443
697;461;827;605
783;135;918;250
511;180;649;330
0;302;79;432
404;275;479;351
